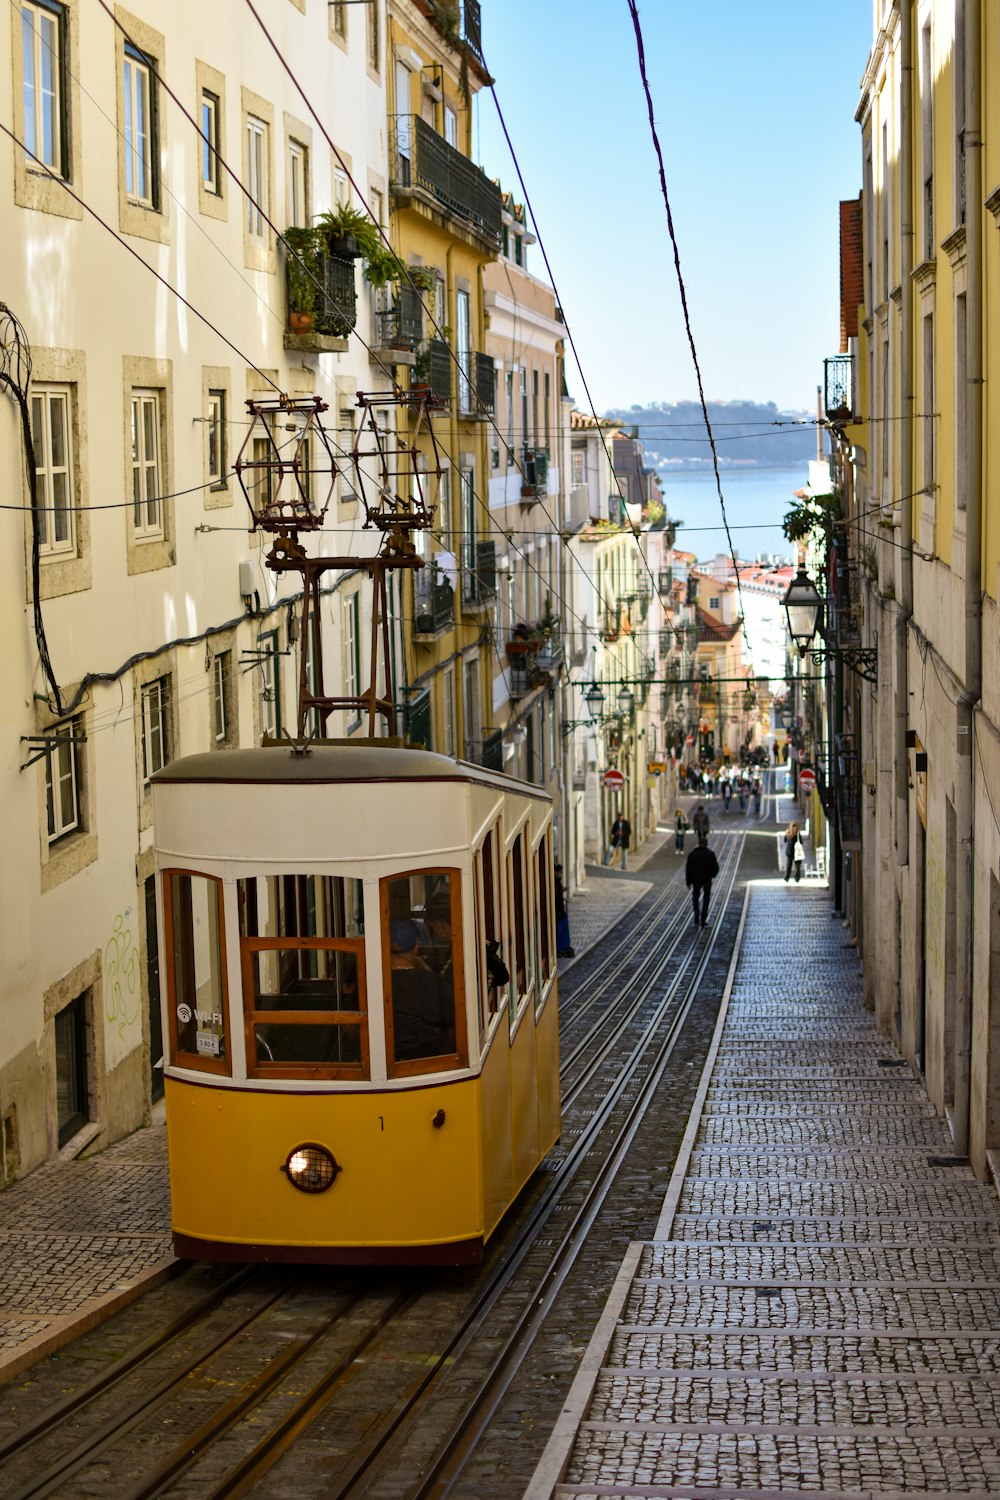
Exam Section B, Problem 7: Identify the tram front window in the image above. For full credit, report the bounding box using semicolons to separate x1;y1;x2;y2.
382;871;465;1071
164;871;228;1071
238;874;368;1077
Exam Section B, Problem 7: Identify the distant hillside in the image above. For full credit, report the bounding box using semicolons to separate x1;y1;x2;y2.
601;400;816;472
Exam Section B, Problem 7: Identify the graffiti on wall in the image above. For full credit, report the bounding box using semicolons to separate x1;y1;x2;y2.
104;909;140;1041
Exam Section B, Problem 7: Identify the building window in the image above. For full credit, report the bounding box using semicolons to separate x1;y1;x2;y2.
131;389;162;538
288;138;308;227
207;388;226;488
330;0;347;38
245;114;268;241
55;994;88;1147
343;593;360;730
442;667;455;756
571;449;585;488
366;0;380;72
45;718;81;841
21;0;66;176
123;43;156;207
259;629;281;739
31;384;74;556
456;289;472;413
213;651;233;746
141;676;169;782
444;104;457;147
201;88;220;194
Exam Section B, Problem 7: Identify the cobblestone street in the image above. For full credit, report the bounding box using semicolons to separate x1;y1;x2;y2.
527;882;1000;1499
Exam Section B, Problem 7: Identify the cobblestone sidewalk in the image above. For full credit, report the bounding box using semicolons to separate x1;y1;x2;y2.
0;1116;174;1385
527;882;1000;1498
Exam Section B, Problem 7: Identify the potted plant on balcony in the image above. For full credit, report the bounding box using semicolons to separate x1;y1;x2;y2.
316;203;382;260
284;225;323;333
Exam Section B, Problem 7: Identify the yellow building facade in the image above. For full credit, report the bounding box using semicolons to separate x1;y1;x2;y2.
385;0;500;765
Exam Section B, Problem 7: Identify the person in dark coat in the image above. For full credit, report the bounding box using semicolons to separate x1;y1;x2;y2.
691;804;710;844
685;839;720;927
554;862;574;957
606;812;631;870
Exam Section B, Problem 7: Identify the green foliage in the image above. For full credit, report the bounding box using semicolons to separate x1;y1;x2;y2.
363;243;405;291
782;490;839;561
283;226;324;313
315;204;383;259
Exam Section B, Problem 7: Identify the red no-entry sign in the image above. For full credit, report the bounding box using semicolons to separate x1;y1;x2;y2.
603;769;626;791
799;768;817;794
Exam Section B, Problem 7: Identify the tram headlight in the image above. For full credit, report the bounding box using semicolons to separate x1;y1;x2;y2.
281;1143;340;1193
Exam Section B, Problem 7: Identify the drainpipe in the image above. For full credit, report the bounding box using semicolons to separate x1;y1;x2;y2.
896;0;914;876
954;0;983;1158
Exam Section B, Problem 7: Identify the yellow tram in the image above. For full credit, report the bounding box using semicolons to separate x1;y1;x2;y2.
152;741;560;1264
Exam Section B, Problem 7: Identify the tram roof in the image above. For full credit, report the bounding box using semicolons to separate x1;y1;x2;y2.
152;742;547;799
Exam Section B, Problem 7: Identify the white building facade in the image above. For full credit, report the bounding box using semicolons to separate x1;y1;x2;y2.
1;0;393;1182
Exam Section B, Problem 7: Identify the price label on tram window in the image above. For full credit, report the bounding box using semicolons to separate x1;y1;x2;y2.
196;1030;221;1057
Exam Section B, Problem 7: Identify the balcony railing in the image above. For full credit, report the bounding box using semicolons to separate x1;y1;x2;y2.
413;562;455;636
824;354;856;423
403;686;431;749
286;250;357;345
375;285;423;352
395;115;502;247
835;731;862;848
521;448;549;499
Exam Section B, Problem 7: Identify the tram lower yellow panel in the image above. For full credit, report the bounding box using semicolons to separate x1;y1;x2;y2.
479;1024;515;1241
166;1075;484;1254
510;1005;540;1196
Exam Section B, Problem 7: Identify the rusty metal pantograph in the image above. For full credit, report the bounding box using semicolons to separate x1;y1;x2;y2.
266;533;420;740
349;389;444;542
234;395;338;532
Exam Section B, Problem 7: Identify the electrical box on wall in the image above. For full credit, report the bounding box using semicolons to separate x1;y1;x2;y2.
238;560;256;597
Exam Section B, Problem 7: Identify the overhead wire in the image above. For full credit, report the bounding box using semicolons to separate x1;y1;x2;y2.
238;0;624;656
625;0;755;673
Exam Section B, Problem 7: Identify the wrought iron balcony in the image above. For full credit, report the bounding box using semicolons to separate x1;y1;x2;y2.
286;250;357;349
824;354;856;424
475;351;495;414
835;731;862;847
413;562;455;637
394;116;502;248
375;285;423;353
521;448;549;500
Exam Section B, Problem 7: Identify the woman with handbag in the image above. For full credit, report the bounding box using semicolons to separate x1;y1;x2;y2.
784;820;801;882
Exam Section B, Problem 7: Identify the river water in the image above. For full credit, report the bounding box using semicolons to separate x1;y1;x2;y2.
660;465;804;564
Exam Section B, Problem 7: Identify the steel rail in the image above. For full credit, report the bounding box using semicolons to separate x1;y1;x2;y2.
319;838;744;1498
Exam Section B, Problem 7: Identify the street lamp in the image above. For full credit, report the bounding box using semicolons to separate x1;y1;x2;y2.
781;703;794;731
585;682;605;719
617;685;635;717
781;568;824;657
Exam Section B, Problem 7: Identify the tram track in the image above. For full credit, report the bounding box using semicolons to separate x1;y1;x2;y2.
311;833;746;1499
0;826;747;1500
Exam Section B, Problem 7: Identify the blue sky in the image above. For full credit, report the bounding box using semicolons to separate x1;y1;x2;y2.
472;2;873;415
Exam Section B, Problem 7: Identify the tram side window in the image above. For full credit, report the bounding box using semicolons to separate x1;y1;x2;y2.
480;825;505;1021
382;869;466;1073
237;874;367;1077
164;872;228;1071
509;831;530;1028
534;831;553;1002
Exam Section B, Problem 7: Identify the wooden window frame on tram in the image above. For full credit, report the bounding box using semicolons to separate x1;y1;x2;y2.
240;934;369;1082
379;866;469;1080
162;868;231;1077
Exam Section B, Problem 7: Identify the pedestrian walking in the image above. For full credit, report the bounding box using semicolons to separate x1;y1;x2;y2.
554;863;574;957
784;819;804;882
605;812;631;870
752;778;762;816
721;779;732;813
674;807;688;855
685;838;720;926
691;803;710;844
